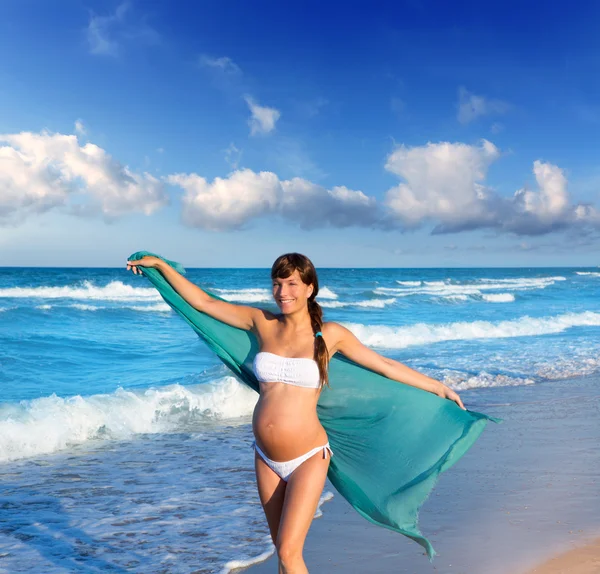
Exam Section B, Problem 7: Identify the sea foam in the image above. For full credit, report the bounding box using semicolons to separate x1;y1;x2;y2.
0;376;257;463
482;293;515;303
213;285;338;303
321;297;396;309
342;310;600;349
384;275;565;299
0;280;160;301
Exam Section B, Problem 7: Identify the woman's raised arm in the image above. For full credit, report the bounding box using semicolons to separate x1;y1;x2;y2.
329;322;466;409
126;255;264;331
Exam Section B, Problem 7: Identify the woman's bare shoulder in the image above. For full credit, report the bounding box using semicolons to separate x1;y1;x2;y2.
321;321;346;353
322;321;343;334
254;307;281;323
251;307;281;334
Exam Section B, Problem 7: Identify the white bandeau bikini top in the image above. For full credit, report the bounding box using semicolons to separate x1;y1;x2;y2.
252;351;321;388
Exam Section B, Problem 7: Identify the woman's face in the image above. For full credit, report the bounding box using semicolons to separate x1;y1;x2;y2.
272;269;313;313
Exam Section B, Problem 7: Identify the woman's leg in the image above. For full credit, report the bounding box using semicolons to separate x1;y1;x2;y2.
255;451;287;545
275;450;331;574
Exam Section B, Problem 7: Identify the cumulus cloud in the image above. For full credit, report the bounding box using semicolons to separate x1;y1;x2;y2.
384;140;502;231
244;96;280;136
86;2;159;57
507;161;599;234
167;169;380;231
0;130;167;223
280;183;381;229
3;127;598;238
280;180;380;229
199;55;241;75
168;170;280;230
457;87;510;124
384;140;600;235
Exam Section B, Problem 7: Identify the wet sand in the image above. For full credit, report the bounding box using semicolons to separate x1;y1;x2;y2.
525;537;600;573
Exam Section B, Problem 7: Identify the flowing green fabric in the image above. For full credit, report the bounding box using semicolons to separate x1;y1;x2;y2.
129;251;502;561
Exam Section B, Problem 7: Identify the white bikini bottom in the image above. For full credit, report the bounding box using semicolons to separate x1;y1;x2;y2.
252;440;333;482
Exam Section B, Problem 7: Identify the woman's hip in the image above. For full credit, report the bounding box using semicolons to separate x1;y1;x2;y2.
252;423;329;463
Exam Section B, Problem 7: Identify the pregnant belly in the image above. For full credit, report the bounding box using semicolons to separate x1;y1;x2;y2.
252;391;327;460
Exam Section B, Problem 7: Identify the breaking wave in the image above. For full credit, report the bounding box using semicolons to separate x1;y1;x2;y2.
342;310;600;349
0;376;257;463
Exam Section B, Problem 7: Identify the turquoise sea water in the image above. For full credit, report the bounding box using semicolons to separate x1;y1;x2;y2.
1;266;599;572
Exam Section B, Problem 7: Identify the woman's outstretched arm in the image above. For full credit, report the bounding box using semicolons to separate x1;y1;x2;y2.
328;322;465;409
126;255;266;331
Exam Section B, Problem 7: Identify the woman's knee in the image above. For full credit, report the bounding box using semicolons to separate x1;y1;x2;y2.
276;539;303;565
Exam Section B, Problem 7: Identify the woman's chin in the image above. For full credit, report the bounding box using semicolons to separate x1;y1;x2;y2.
278;305;296;314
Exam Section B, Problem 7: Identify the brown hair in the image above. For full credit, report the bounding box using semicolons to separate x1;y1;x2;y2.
271;253;330;388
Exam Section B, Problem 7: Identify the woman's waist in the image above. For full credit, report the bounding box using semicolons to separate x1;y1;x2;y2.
252;421;328;461
252;403;321;432
255;388;319;414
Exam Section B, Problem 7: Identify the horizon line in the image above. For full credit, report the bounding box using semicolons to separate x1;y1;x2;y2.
1;265;598;270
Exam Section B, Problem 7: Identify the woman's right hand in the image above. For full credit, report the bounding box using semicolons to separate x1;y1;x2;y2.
126;255;163;275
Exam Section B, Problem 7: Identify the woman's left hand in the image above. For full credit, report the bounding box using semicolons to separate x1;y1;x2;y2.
436;384;466;410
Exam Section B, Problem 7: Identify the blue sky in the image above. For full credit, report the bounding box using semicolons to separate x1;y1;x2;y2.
1;0;600;267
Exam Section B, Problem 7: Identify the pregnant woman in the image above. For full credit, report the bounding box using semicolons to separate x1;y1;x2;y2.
126;252;465;574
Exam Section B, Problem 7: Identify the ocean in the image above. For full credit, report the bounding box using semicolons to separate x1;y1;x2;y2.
1;265;599;573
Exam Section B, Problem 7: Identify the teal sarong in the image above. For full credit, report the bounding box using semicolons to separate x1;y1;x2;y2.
129;251;501;560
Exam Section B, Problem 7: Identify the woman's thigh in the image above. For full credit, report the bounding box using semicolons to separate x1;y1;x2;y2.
276;450;331;552
255;452;287;544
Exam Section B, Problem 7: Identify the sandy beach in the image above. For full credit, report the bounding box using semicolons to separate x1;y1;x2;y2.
246;373;600;573
525;537;600;573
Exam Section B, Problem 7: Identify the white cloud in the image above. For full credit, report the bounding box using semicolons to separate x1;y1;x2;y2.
457;87;510;124
244;96;281;136
86;2;128;56
3;128;598;238
167;169;380;231
86;2;159;57
280;180;380;229
74;119;86;136
384;140;600;235
199;55;241;75
197;56;283;138
0;130;167;223
514;161;569;220
384;140;502;230
168;169;281;230
508;161;599;234
0;141;70;222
